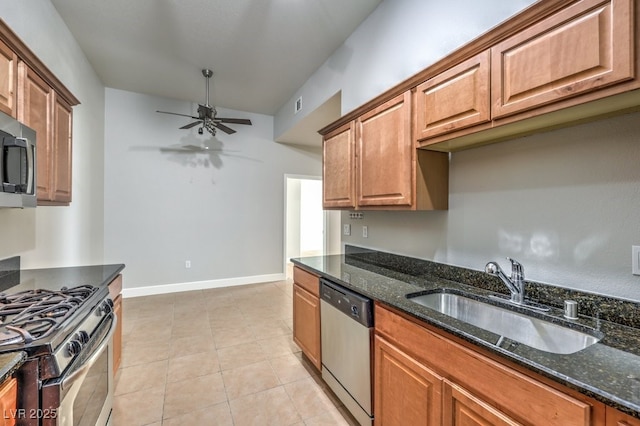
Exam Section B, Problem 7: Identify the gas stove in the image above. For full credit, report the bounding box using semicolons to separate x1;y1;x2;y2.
0;258;122;426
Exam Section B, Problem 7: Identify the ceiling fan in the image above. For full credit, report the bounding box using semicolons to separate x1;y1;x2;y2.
156;69;252;136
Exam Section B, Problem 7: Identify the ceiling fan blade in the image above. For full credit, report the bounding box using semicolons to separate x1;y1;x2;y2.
217;118;252;125
180;121;203;130
214;123;236;134
156;110;199;119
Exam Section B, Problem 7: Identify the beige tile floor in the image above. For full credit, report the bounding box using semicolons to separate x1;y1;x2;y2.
112;280;359;426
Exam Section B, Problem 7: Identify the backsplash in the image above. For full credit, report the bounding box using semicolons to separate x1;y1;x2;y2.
344;245;640;329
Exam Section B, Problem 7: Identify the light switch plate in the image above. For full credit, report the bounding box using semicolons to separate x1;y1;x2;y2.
362;226;368;238
633;246;640;275
343;224;351;236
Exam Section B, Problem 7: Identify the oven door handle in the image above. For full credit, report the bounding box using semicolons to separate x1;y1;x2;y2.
62;313;117;391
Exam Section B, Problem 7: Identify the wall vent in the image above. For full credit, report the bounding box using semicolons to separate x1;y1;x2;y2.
294;96;302;114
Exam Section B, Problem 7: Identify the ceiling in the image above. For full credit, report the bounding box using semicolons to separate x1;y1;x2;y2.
50;0;381;116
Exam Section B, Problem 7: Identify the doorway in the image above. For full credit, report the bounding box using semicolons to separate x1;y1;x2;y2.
284;175;340;279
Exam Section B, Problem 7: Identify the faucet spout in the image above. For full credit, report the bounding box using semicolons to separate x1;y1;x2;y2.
485;257;525;305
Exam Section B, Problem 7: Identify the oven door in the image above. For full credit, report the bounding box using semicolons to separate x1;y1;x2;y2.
41;313;116;426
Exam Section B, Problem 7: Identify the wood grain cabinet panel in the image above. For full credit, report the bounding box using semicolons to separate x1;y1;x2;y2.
606;407;640;426
323;122;356;209
443;380;521;426
292;267;321;370
374;335;442;426
0;378;17;426
491;0;634;119
374;303;603;426
51;95;72;203
415;51;491;141
17;63;53;202
0;40;16;118
356;91;413;207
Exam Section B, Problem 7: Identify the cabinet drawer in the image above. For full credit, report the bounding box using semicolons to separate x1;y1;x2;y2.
491;0;634;119
293;266;319;297
375;303;600;426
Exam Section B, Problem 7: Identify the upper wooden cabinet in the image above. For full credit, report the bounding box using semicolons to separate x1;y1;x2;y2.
1;20;79;206
491;0;634;119
357;91;413;208
323;122;356;209
0;39;16;118
322;91;449;211
321;0;640;153
415;50;491;140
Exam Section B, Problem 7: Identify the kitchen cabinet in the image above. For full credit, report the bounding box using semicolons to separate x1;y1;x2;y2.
0;39;16;118
491;0;634;120
374;334;442;425
323;122;356;209
18;63;73;205
108;274;123;375
322;91;449;211
606;407;640;426
1;20;79;206
415;51;491;141
0;378;17;426
322;0;640;153
292;266;321;370
374;303;605;426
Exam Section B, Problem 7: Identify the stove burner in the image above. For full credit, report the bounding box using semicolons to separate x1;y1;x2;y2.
0;285;98;345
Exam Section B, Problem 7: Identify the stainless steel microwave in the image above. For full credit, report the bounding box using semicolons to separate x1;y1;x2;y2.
0;111;36;208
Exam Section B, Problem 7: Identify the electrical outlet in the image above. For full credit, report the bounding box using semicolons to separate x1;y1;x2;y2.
343;224;351;236
362;225;368;238
633;246;640;275
185;260;191;269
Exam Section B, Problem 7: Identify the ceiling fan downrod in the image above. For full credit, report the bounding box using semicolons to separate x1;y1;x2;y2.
202;68;213;107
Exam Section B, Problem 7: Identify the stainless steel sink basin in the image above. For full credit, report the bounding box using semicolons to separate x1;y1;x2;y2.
407;291;602;354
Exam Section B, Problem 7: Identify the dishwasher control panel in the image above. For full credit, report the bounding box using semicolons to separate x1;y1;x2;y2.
320;279;373;327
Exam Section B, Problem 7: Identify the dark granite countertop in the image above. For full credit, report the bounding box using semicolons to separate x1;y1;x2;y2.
292;248;640;419
0;263;125;295
0;352;26;384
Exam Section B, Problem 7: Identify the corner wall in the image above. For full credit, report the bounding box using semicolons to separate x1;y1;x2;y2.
0;1;106;268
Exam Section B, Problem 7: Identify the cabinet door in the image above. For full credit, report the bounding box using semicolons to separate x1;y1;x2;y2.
112;294;122;374
17;63;53;202
415;51;490;141
374;335;442;426
357;91;412;207
52;95;72;203
491;0;633;119
323;122;356;209
0;40;17;118
606;406;640;426
0;378;17;426
443;380;521;426
293;283;321;370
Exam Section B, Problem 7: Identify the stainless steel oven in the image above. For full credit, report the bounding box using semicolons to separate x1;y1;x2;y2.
41;310;116;426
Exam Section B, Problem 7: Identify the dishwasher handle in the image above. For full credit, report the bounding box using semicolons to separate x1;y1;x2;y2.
320;279;373;327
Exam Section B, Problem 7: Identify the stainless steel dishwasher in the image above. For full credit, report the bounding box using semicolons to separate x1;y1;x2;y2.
320;278;373;426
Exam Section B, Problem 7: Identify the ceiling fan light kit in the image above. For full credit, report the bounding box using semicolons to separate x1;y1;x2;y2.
157;69;252;136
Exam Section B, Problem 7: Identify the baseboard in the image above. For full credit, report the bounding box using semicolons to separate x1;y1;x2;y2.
122;273;286;298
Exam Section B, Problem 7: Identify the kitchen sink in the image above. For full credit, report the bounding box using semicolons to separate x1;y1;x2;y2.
407;290;602;354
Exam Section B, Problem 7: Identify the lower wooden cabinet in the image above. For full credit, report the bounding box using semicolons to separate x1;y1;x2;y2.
292;266;321;370
374;335;442;426
374;303;605;426
606;407;640;426
108;275;123;375
0;378;17;426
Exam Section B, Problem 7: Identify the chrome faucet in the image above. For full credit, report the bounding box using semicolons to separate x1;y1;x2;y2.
485;257;525;305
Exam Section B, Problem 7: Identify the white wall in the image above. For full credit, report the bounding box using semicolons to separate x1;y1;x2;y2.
0;0;106;267
342;111;640;302
275;0;640;302
103;88;322;291
274;0;536;139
